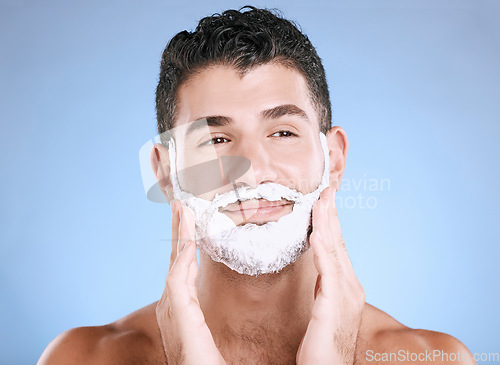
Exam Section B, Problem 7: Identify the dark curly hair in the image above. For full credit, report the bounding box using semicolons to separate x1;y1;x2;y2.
155;6;332;138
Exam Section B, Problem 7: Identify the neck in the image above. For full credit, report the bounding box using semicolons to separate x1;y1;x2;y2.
196;248;317;355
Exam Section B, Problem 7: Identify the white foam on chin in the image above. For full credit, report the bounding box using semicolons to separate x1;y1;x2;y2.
168;132;330;276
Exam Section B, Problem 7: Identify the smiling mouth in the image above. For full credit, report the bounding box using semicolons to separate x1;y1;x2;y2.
218;198;294;225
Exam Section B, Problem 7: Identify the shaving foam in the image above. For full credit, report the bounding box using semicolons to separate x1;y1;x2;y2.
168;133;330;276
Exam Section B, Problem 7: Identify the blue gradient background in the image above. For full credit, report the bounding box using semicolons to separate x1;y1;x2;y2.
1;0;498;363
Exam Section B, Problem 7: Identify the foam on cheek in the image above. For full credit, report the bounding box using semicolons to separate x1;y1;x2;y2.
168;133;330;275
167;138;231;239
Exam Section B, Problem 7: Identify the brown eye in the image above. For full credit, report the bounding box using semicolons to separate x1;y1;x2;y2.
199;136;230;147
211;137;229;144
271;130;297;138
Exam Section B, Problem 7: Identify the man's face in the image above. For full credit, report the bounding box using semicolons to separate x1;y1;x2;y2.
173;62;326;226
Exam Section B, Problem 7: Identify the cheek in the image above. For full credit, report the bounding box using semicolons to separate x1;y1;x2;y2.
275;145;325;194
175;144;224;200
176;147;253;201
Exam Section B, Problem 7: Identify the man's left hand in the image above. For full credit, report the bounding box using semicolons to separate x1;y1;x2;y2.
296;187;365;365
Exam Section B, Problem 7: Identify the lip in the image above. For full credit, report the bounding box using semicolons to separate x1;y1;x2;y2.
219;199;294;224
221;199;291;212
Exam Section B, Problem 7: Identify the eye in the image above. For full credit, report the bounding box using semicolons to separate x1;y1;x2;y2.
271;130;297;138
199;136;230;146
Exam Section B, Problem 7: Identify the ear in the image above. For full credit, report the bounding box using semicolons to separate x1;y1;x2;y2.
326;126;349;191
150;142;174;203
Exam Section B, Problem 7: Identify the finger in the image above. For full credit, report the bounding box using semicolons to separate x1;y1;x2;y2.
157;237;195;326
312;188;354;279
324;188;345;246
178;206;196;253
311;189;337;279
166;240;197;313
187;256;200;304
169;200;181;269
314;275;321;300
325;187;342;249
312;188;335;253
168;241;208;332
326;189;357;277
309;230;337;300
321;188;348;260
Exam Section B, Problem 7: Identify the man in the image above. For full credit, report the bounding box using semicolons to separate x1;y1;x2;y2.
38;6;475;365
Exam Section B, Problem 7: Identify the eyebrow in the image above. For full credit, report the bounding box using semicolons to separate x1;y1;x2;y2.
185;116;232;136
261;104;309;122
185;104;309;136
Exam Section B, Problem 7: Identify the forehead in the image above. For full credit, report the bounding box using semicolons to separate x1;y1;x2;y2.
174;63;319;128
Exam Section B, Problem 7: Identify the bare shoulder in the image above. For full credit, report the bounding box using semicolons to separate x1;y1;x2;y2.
357;303;476;365
37;302;165;365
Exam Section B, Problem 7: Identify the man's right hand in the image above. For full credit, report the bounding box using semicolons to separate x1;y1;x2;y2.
155;200;226;365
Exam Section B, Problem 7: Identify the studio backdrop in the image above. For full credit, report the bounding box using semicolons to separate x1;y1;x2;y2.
0;0;498;364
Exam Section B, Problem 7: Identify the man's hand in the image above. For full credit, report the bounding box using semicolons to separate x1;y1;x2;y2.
296;187;365;365
156;200;226;365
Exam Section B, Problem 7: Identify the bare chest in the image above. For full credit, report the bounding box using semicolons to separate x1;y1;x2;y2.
220;347;297;365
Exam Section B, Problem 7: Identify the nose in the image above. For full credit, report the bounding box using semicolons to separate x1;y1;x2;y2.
223;137;278;188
